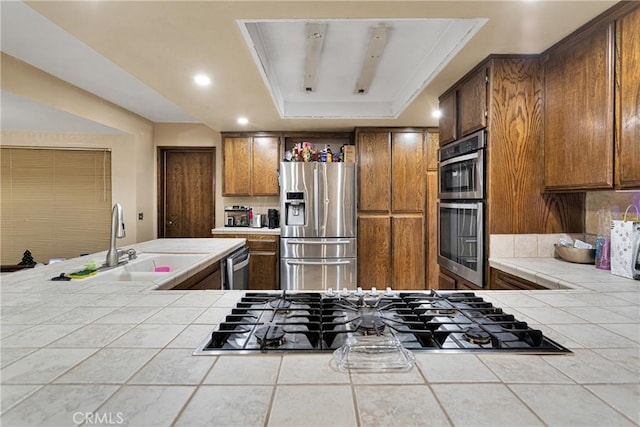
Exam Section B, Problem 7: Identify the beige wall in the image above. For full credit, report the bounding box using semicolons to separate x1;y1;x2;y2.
1;53;155;244
153;123;222;229
153;124;279;229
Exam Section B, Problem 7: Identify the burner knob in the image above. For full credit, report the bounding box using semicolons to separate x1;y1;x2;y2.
341;288;350;296
385;287;393;296
370;287;378;296
356;287;363;296
326;288;334;297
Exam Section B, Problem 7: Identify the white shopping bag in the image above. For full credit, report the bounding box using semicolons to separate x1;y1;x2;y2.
610;205;640;280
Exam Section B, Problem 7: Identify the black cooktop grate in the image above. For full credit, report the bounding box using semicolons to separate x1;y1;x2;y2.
196;290;571;355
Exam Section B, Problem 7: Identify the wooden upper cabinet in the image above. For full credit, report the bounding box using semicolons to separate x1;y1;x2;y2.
357;131;390;212
544;23;615;191
251;136;280;195
223;137;251;195
439;67;487;147
438;91;457;146
616;6;640;189
223;134;280;196
426;129;439;171
391;131;425;213
458;67;488;137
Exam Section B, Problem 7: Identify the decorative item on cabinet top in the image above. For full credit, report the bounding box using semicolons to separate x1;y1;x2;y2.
284;141;355;163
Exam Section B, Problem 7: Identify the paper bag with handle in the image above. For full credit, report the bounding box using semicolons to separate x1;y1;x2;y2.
610;204;640;280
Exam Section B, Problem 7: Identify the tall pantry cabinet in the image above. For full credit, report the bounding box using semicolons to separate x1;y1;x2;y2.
356;128;437;290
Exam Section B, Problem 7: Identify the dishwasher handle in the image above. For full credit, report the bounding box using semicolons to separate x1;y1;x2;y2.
229;253;250;271
224;247;250;290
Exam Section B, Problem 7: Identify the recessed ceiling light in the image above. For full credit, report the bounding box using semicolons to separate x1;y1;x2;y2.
237;117;249;125
193;74;211;86
432;109;442;118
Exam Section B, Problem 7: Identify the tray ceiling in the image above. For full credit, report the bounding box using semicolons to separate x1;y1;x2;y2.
0;1;619;133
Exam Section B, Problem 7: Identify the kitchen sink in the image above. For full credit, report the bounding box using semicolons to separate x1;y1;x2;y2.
97;253;209;281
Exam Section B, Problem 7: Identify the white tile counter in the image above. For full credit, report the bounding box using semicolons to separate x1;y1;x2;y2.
212;227;281;235
1;242;638;426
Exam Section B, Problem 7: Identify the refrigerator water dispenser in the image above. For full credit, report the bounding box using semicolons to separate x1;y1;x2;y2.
285;192;306;226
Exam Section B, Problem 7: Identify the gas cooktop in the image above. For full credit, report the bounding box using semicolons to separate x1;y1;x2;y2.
195;289;571;355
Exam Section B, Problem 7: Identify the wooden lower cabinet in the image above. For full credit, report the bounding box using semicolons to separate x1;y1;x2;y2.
438;271;456;290
357;215;424;290
172;261;221;290
392;216;425;290
426;171;438;289
213;233;279;290
489;268;546;290
357;216;391;288
438;268;479;291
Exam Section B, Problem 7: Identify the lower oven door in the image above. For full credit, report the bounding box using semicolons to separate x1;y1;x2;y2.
280;258;357;291
438;201;484;287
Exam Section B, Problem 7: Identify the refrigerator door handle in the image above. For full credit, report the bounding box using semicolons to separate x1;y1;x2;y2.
313;166;319;234
286;240;350;245
286;260;351;266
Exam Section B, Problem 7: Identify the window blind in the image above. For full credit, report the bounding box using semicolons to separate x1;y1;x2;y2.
1;147;112;265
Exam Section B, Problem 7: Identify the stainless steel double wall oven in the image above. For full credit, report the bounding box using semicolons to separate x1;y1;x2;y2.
438;130;486;287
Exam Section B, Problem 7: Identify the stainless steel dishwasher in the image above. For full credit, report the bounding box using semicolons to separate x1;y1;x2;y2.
221;246;250;290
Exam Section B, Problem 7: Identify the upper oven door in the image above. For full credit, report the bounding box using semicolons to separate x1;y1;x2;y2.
438;130;485;200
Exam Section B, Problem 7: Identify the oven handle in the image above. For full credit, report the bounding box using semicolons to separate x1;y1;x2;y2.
439;202;482;210
285;260;351;266
439;151;479;168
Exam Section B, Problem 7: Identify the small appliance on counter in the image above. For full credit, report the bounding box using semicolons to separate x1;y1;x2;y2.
251;213;265;228
224;206;251;227
268;209;279;229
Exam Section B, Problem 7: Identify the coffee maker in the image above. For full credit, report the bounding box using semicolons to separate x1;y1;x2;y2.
267;209;279;229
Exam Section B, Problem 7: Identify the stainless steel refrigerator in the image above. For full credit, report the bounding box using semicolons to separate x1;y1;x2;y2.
280;162;357;291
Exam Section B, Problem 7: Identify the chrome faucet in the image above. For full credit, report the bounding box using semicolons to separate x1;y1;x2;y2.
105;203;126;267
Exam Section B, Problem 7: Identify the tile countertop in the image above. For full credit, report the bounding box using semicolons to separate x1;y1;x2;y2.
212;226;281;235
1;251;638;426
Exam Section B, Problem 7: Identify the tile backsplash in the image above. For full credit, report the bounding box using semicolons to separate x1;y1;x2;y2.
585;191;640;235
490;233;596;259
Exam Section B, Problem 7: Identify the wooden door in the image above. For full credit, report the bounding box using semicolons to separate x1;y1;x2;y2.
357;215;391;288
616;6;640;189
544;23;615;190
223;137;251;195
458;67;488;137
357;131;390;212
391;131;425;213
438;91;457;146
251;136;280;195
392;216;425;290
159;148;215;238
